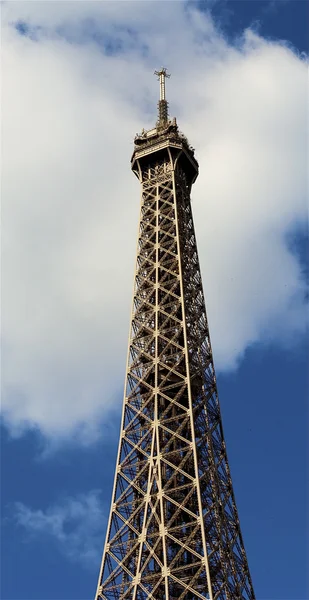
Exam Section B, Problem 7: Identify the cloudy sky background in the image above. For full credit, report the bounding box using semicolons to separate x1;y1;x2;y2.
1;1;308;599
2;0;308;441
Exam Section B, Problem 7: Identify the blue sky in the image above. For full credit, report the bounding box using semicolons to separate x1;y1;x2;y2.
1;1;308;599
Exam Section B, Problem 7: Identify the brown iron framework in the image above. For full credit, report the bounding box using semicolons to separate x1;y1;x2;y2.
95;70;255;600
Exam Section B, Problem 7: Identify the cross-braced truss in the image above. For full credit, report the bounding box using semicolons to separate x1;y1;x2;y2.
95;129;255;600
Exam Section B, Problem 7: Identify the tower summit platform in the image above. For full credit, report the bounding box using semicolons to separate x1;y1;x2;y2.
131;68;198;189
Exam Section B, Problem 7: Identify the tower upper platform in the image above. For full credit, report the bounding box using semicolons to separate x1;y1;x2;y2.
131;69;199;187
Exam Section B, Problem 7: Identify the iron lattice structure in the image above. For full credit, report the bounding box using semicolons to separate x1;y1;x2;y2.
95;71;255;600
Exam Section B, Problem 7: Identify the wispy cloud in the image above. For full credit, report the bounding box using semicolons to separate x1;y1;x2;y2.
14;491;105;567
1;1;307;441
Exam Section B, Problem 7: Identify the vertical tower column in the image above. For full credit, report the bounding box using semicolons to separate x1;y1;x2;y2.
94;71;255;600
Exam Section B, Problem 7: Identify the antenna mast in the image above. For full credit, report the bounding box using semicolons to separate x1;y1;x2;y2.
154;67;170;125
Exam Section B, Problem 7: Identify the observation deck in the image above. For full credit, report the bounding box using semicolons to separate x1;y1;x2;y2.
131;118;199;186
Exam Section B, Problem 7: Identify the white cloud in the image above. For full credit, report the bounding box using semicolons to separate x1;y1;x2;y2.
1;1;307;441
14;490;104;566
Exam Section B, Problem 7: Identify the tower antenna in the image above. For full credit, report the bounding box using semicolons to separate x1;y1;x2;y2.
154;67;170;124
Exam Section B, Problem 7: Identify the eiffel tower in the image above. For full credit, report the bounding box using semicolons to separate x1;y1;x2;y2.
95;69;255;600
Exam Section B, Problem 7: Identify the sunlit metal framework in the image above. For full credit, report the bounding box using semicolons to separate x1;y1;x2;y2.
95;74;255;600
